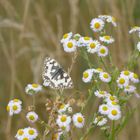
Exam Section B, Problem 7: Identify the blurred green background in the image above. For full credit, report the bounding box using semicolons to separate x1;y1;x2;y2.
1;0;140;139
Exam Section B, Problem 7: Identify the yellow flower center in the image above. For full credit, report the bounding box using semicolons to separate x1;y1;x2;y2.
83;72;89;78
12;105;18;111
7;106;10;112
100;48;106;54
104;36;110;40
63;33;68;39
103;73;109;79
99;91;105;95
13;99;19;102
102;106;108;111
134;26;139;29
94;22;101;29
111;110;118;116
96;68;103;72
112;101;117;105
110;96;115;101
61;126;66;130
60;104;65;109
28;130;35;135
67;42;73;48
90;43;96;49
134;73;138;79
126;86;130;89
124;71;130;76
112;17;116;22
77;116;83;123
84;37;90;40
32;84;38;88
61;116;67;122
119;78;125;84
29;115;35;120
18;129;24;136
97;116;103;121
23;138;29;140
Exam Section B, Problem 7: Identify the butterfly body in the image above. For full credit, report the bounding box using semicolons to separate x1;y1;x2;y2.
42;57;73;89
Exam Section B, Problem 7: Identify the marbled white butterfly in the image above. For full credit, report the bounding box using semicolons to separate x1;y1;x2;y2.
42;57;73;89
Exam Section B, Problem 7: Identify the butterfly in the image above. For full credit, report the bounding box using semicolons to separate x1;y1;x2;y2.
42;57;73;89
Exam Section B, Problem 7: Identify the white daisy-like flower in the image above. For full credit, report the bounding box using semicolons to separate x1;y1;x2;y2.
93;68;104;73
24;127;38;139
15;129;25;140
90;18;105;32
77;36;92;47
98;104;110;115
99;35;114;44
87;40;100;53
82;69;94;83
72;113;85;128
130;72;139;83
108;107;121;120
99;72;111;83
63;39;76;53
93;116;107;126
94;90;108;98
9;99;22;105
56;114;71;127
7;100;22;116
106;16;117;27
137;42;140;51
129;26;140;34
26;111;38;123
107;101;120;109
120;70;131;79
60;32;73;43
98;46;109;57
25;84;42;95
58;104;70;114
124;85;136;93
99;15;117;27
117;76;129;88
105;95;118;103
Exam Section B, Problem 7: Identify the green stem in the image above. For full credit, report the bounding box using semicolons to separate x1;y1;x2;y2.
100;57;108;72
80;125;94;140
109;121;115;140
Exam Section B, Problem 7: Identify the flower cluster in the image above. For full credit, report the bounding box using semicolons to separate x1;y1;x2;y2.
82;68;111;83
7;99;22;116
60;15;116;58
117;70;139;93
56;103;85;138
6;84;42;140
15;127;38;140
93;91;121;127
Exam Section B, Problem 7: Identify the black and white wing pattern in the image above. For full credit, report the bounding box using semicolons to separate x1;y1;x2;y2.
42;57;73;89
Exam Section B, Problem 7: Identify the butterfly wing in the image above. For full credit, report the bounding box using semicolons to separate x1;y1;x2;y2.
42;57;73;89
